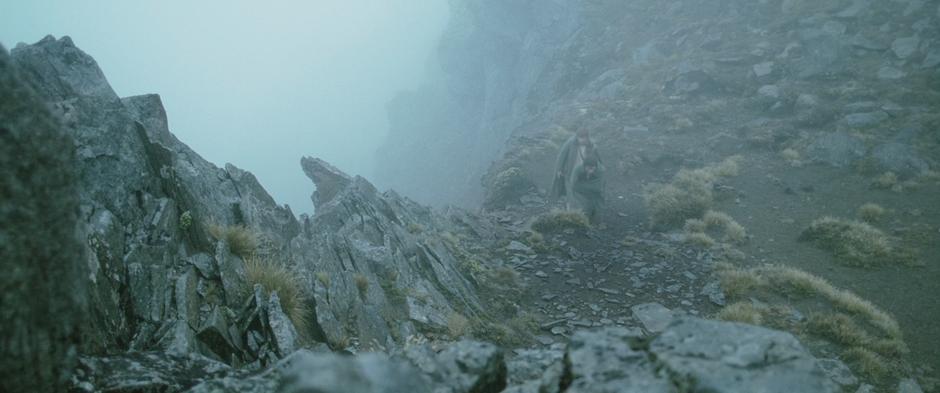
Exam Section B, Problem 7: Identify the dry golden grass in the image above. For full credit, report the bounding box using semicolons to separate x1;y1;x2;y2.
244;256;309;335
717;302;764;325
643;156;742;228
857;203;886;223
531;209;590;233
447;312;471;338
209;224;258;257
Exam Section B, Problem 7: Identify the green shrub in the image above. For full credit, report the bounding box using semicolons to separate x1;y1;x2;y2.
178;210;193;231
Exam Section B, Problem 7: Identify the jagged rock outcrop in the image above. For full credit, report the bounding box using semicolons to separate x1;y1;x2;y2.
0;43;88;393
294;157;491;349
2;34;507;383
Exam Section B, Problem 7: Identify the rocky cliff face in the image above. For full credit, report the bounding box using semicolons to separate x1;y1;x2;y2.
376;0;939;209
2;33;862;392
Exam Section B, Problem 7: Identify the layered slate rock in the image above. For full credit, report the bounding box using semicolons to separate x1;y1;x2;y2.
0;43;88;393
295;158;488;349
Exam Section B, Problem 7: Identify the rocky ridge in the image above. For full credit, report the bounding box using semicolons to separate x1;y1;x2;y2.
0;33;887;392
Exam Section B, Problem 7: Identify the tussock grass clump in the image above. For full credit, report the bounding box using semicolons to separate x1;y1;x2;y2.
531;209;590;233
780;148;802;166
843;347;890;379
441;231;460;248
718;268;766;298
683;218;707;234
857;203;885;223
488;266;519;288
407;222;425;234
800;216;899;266
643;156;742;228
209;224;259;257
244;256;309;335
315;271;331;289
354;273;369;298
703;211;747;244
809;313;874;347
447;312;471;338
717;302;764;325
872;171;898;190
684;232;715;248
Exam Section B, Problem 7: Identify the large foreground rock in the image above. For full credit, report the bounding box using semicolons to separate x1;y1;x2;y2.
562;318;837;393
0;43;88;392
73;318;837;393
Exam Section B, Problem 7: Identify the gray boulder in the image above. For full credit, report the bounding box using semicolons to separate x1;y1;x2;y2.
279;352;432;393
649;318;838;392
842;111;888;128
632;302;674;333
871;142;931;178
806;132;867;168
892;36;921;60
71;352;235;393
564;328;674;392
401;340;507;393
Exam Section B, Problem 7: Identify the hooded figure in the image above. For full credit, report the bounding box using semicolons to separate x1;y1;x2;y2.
568;153;605;222
551;128;597;203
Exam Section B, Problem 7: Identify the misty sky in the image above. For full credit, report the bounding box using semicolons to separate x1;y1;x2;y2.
0;0;448;215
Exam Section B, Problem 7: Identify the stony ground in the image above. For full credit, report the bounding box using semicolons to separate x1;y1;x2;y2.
484;149;940;391
490;194;724;346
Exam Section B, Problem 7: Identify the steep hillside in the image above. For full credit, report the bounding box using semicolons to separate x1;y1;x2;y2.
376;0;940;391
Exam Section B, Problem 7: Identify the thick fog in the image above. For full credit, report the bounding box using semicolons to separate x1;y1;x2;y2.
0;0;448;215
